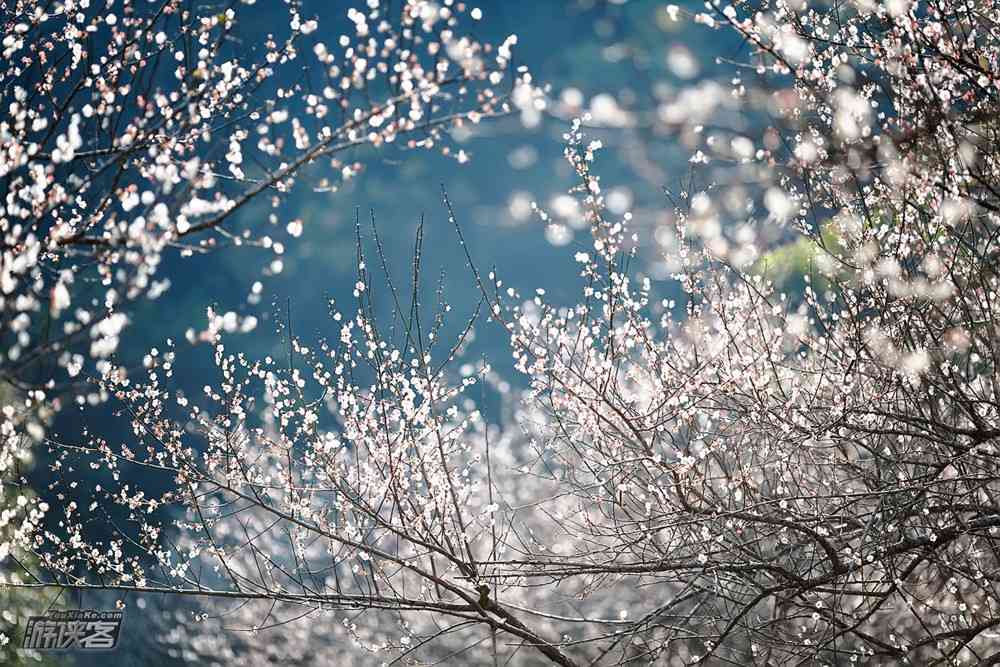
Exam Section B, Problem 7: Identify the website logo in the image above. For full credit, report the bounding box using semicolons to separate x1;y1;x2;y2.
21;609;124;651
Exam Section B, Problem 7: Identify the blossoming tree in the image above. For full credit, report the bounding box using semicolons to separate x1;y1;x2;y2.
0;0;533;656
4;0;1000;665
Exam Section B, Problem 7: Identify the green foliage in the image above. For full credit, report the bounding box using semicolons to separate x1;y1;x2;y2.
1;382;64;666
1;574;67;666
753;224;843;294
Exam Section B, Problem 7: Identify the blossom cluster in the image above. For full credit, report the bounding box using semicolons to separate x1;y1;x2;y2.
4;0;1000;665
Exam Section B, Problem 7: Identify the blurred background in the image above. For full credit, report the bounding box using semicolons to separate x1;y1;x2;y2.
119;0;747;399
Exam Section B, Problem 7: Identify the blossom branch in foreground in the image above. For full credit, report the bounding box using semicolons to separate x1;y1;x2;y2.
4;0;1000;665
